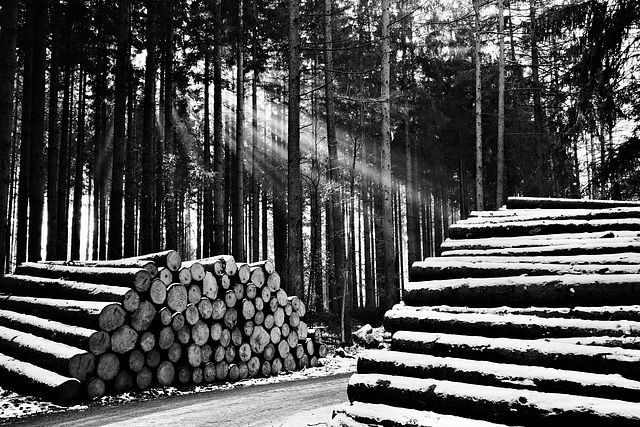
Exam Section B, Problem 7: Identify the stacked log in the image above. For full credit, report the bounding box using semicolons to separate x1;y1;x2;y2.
0;250;326;404
333;197;640;426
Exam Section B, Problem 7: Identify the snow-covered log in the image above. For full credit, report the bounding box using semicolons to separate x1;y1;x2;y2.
384;309;640;338
357;349;640;402
0;325;95;381
114;249;182;272
506;196;640;210
347;373;640;426
440;241;640;257
0;274;140;312
0;308;110;355
393;304;640;322
426;253;640;265
0;352;82;405
331;402;518;427
0;294;126;332
409;260;640;281
14;262;152;292
391;331;640;380
403;274;640;307
448;217;640;240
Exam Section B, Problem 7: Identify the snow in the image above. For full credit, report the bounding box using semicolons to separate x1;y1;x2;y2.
0;347;358;423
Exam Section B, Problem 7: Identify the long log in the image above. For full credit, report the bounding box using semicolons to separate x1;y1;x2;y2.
395;304;640;322
0;352;83;405
53;259;158;278
440;233;640;253
116;250;182;272
14;262;152;293
426;253;640;266
403;274;640;308
249;260;275;275
384;309;640;338
130;300;157;332
410;260;640;282
0;308;110;355
391;331;640;380
0;275;140;312
0;325;95;381
0;294;126;332
462;207;640;225
347;373;640;426
332;402;508;427
358;349;640;402
441;242;640;257
506;196;640;210
449;216;640;240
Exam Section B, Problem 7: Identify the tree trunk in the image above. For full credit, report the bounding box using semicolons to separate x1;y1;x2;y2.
474;0;483;211
0;0;19;271
70;64;86;261
203;49;212;258
212;0;224;256
108;0;130;259
27;0;47;262
232;0;246;262
140;0;157;255
163;0;177;251
124;62;137;257
380;0;397;310
496;0;505;208
46;1;61;261
288;0;302;297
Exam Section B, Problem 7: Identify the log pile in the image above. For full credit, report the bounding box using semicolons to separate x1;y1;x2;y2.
333;197;640;426
0;250;327;404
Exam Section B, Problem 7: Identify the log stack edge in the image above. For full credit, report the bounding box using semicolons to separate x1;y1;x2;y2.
0;251;327;404
333;197;640;427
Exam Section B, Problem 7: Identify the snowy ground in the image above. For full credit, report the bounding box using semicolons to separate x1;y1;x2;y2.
0;346;359;425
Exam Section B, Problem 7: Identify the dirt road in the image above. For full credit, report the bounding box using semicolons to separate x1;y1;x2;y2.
9;373;352;427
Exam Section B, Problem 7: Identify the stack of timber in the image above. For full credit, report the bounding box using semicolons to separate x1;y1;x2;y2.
0;250;327;405
333;197;640;426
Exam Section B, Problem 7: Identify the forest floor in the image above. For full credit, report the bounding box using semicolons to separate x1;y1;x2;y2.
0;345;360;425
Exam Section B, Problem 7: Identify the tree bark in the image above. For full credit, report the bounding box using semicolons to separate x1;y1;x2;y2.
0;0;19;271
474;0;483;211
232;0;246;262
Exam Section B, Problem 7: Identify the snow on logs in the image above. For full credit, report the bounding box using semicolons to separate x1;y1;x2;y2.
0;251;323;404
346;373;640;426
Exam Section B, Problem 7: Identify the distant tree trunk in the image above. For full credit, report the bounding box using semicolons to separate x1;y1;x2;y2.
56;58;72;261
325;0;345;318
288;0;303;297
380;0;397;310
109;0;130;259
233;0;246;262
474;0;484;211
70;65;86;261
28;0;48;262
203;49;212;258
124;63;136;257
140;0;157;255
405;117;419;267
272;102;287;287
213;0;224;256
310;82;323;312
224;110;232;253
251;3;260;263
0;0;19;271
46;1;61;261
496;0;505;208
530;0;546;197
163;0;177;251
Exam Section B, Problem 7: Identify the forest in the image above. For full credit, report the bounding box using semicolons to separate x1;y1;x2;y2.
0;0;639;338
